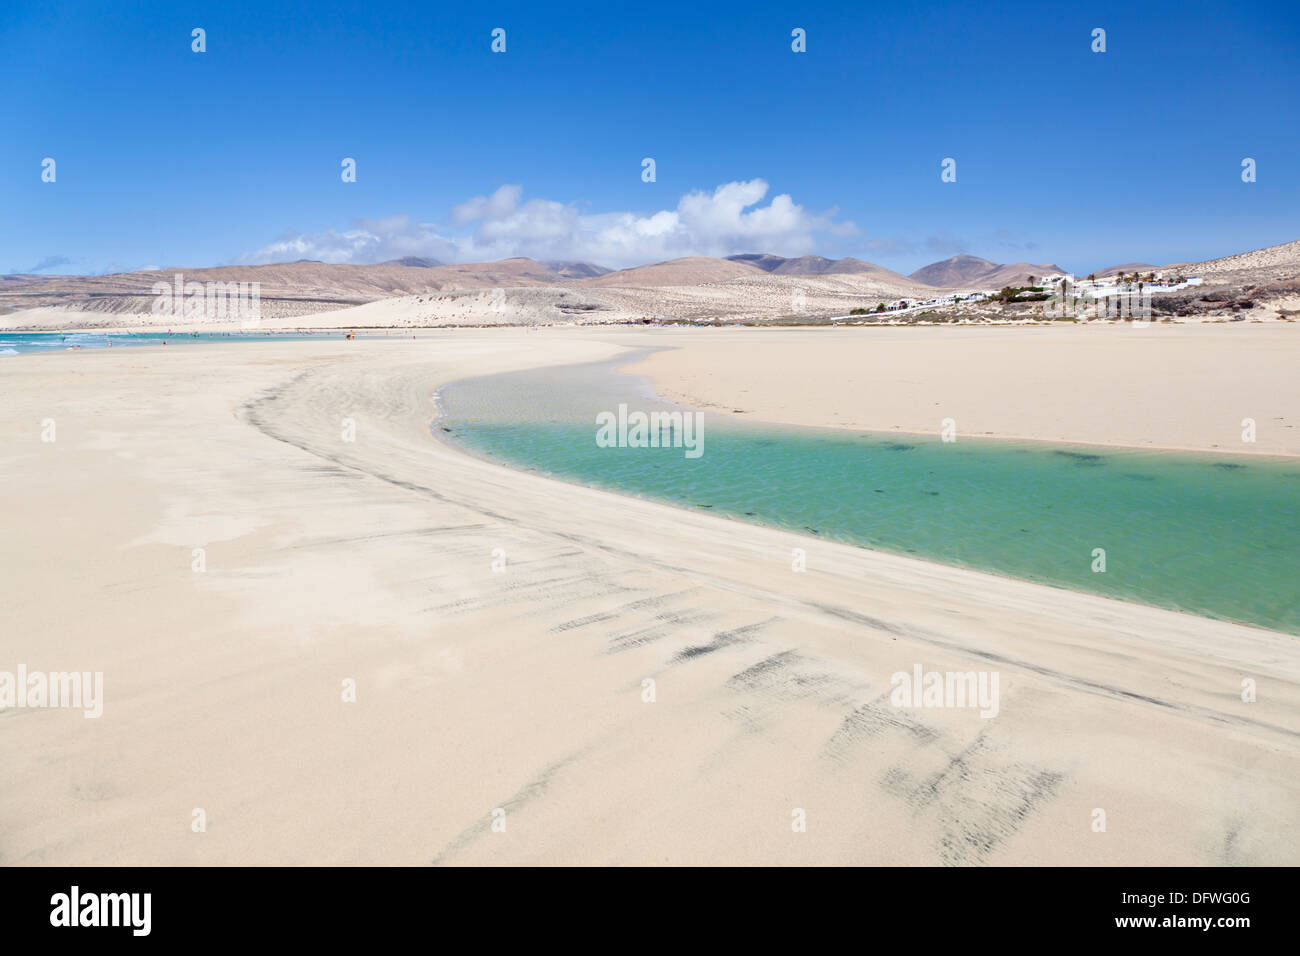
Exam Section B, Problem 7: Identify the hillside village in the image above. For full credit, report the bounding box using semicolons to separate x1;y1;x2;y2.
875;270;1205;317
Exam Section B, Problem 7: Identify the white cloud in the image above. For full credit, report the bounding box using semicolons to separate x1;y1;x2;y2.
239;180;856;268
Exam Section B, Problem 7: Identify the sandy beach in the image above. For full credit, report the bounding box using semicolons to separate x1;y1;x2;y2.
631;323;1300;458
2;326;1297;865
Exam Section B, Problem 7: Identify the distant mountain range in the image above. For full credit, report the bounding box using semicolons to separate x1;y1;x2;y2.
593;251;1068;289
378;256;612;279
12;241;1295;294
0;252;1173;298
378;256;444;269
726;253;918;285
725;253;904;278
4;239;1295;324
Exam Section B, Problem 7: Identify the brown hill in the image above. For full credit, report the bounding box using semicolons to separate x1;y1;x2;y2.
725;253;790;272
1090;262;1158;279
0;259;571;319
586;256;765;287
910;255;1067;289
724;253;917;285
378;257;444;268
730;253;847;276
909;255;999;287
418;257;564;288
982;262;1068;288
1161;239;1300;285
770;255;842;275
543;260;610;279
816;257;919;285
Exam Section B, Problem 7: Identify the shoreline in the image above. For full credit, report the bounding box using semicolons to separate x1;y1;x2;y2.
12;323;1300;460
431;352;1299;636
606;351;1300;462
431;411;1294;638
625;324;1300;459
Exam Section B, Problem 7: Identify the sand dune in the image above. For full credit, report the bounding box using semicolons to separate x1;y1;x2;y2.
277;287;642;328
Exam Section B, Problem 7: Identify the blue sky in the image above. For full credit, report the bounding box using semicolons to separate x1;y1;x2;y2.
2;0;1297;275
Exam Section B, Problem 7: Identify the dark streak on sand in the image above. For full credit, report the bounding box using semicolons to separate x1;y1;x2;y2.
824;690;940;763
670;617;779;663
879;731;1066;865
429;750;589;865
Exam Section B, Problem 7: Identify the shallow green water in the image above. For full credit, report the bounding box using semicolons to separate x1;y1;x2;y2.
438;356;1300;634
0;330;367;356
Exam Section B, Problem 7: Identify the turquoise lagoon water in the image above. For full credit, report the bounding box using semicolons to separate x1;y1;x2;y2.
438;354;1300;634
0;330;353;356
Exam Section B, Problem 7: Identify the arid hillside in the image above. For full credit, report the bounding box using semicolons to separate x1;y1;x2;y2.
2;240;1296;329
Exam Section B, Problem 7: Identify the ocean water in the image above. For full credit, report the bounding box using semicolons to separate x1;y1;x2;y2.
438;353;1300;635
0;330;347;356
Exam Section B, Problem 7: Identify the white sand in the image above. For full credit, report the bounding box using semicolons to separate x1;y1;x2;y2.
631;323;1300;457
1;327;1297;865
